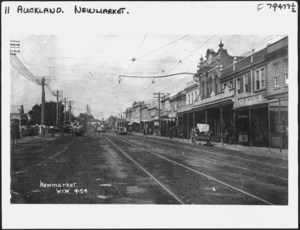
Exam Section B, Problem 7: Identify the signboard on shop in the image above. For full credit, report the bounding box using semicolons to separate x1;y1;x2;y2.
237;95;265;107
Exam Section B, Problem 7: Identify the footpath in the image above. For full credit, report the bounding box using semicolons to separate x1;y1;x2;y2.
130;132;288;159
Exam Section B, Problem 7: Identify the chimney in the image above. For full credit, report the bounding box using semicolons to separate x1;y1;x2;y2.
233;57;237;71
250;49;255;63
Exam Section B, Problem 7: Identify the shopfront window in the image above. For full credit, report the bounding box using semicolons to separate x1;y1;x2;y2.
236;111;249;146
251;107;268;147
270;109;288;149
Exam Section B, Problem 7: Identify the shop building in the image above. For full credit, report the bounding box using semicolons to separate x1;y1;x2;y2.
160;94;176;137
220;36;288;149
191;41;240;143
147;99;160;135
130;101;142;132
221;45;269;147
175;90;187;138
265;37;288;149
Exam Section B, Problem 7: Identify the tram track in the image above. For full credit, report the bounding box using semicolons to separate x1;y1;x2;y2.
105;133;278;205
105;137;184;204
125;133;288;175
137;136;288;169
113;133;288;182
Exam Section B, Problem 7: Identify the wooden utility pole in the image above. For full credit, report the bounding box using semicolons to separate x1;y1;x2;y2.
139;102;142;133
69;100;72;122
36;77;50;136
64;98;67;122
41;78;45;126
52;90;63;126
58;100;61;126
153;92;167;136
56;90;59;125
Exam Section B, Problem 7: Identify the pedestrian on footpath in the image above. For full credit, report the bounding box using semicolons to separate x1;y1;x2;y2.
191;127;196;145
169;126;173;139
11;120;20;148
142;128;147;138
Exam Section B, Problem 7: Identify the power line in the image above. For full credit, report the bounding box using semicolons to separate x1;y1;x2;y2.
234;35;276;56
122;34;149;78
119;72;195;79
220;36;287;73
10;57;36;83
167;35;216;74
136;35;190;60
10;55;37;81
239;35;282;57
133;34;147;59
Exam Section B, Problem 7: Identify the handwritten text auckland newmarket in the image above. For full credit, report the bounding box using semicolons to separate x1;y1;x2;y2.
16;5;128;14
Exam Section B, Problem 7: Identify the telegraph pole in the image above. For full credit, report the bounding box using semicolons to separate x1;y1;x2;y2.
41;78;45;126
56;91;59;125
140;102;142;133
64;98;67;122
36;77;50;136
52;90;63;126
58;100;62;126
153;92;165;136
68;100;73;122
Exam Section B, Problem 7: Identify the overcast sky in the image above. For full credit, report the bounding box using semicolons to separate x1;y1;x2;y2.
10;34;286;119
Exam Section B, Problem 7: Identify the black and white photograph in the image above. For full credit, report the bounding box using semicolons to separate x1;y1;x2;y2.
2;1;298;229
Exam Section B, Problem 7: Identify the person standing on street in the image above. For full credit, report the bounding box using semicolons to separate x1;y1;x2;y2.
142;128;147;138
190;127;196;145
169;126;173;139
11;120;20;148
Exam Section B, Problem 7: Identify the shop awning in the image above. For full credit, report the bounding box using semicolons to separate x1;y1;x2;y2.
233;101;270;111
193;99;233;111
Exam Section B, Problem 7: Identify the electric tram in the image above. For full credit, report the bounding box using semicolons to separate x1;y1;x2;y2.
115;119;129;134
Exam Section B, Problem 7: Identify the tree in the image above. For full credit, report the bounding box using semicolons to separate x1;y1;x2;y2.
107;115;117;128
75;113;94;125
28;101;70;126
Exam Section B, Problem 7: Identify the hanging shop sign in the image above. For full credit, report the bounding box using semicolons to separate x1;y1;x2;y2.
154;121;159;126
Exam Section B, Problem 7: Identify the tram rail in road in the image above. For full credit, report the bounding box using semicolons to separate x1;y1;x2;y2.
109;133;288;182
130;134;288;169
105;133;275;205
104;136;185;204
120;132;288;174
